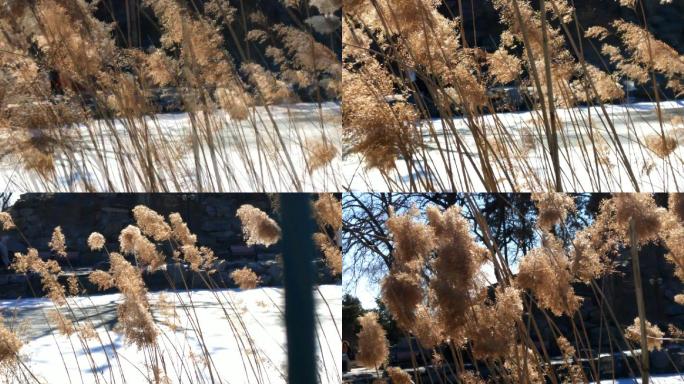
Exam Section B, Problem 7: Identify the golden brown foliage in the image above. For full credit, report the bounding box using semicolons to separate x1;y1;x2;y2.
236;204;282;247
169;213;197;246
313;194;342;231
49;226;67;258
671;194;684;223
557;336;584;382
180;245;216;273
532;193;575;230
133;205;172;242
612;193;664;244
625;317;664;351
488;48;522;84
0;212;15;230
410;305;443;349
230;267;260;290
427;206;487;341
517;235;581;316
466;286;523;360
612;20;684;93
306;138;339;173
119;225;166;271
386;367;413;384
386;207;435;271
0;318;22;364
356;312;388;369
48;310;76;336
12;248;66;305
89;270;114;291
381;271;423;330
106;253;158;348
87;232;106;251
313;232;342;276
645;134;678;158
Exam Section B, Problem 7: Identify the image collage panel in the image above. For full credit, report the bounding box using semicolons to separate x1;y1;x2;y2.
342;192;684;383
0;192;342;383
1;0;683;383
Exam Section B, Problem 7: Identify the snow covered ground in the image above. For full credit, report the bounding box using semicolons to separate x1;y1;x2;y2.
0;285;341;384
0;102;341;192
344;101;684;192
592;375;684;383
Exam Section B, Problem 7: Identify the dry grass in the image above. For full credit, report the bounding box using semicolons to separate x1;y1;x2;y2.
352;193;684;382
0;0;341;192
236;204;282;247
343;0;683;192
231;267;261;290
0;195;341;383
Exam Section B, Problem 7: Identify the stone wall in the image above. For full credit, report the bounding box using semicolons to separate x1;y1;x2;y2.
451;0;683;54
0;193;339;298
527;243;684;356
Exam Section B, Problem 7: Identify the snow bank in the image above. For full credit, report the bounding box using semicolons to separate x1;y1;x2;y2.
0;103;341;192
592;374;684;383
344;100;684;192
1;285;341;384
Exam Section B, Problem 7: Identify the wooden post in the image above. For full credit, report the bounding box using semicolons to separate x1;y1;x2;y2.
281;194;317;384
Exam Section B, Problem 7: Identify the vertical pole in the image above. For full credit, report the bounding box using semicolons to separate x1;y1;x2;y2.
630;219;649;384
539;0;562;192
281;194;317;384
125;0;140;48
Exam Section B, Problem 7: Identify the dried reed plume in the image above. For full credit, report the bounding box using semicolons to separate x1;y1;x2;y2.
0;0;340;192
385;207;435;271
91;252;158;348
569;229;607;283
119;224;166;271
427;206;486;342
87;232;106;251
517;235;582;316
88;270;114;291
557;336;584;382
458;371;486;384
466;286;523;360
343;0;682;192
47;310;76;337
180;245;216;273
356;312;388;370
306;138;339;173
386;367;414;384
313;194;342;231
645;134;678;158
380;208;435;330
49;226;67;258
662;209;684;282
230;267;260;290
12;248;66;305
169;213;197;246
313;232;341;276
312;194;342;275
612;20;684;95
119;225;142;254
612;193;665;244
236;204;281;247
410;305;443;349
532;193;576;230
133;205;172;242
381;271;424;330
0;317;22;364
0;212;15;230
625;317;664;352
669;193;684;223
